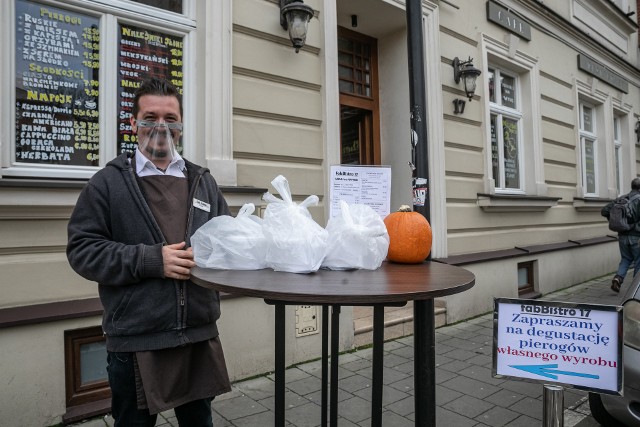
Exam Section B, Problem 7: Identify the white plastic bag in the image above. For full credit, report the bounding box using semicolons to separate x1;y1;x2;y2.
322;200;389;270
262;175;328;273
191;203;268;270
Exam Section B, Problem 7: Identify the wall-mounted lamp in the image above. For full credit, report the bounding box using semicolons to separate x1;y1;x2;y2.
280;0;314;53
453;56;482;101
635;119;640;144
452;99;466;114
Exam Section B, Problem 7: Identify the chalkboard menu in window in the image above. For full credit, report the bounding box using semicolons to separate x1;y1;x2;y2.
585;139;596;193
488;69;496;103
117;24;184;155
15;0;100;166
500;74;516;109
502;117;520;189
582;106;593;133
490;114;499;181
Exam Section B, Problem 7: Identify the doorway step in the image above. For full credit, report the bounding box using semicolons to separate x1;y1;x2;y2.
353;300;447;348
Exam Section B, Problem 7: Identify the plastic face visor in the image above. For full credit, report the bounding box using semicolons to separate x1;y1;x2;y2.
135;120;181;163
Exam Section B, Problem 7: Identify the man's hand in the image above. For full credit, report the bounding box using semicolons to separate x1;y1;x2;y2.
162;242;196;280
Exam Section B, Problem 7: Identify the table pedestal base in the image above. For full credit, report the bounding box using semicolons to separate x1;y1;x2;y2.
268;301;434;427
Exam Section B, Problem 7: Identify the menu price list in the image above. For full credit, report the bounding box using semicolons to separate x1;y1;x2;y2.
15;0;100;166
117;24;184;155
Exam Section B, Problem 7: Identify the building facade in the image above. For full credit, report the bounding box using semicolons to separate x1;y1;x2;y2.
0;0;638;425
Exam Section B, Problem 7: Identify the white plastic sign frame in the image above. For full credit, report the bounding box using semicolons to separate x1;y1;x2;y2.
493;298;623;395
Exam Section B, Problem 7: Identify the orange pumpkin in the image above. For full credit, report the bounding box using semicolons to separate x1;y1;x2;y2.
383;205;432;264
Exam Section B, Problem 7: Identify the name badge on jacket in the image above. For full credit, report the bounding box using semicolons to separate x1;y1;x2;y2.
193;198;211;212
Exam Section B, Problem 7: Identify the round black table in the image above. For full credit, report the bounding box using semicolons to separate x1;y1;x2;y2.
192;261;474;426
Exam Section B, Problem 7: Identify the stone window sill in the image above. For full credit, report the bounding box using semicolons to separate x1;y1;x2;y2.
572;197;611;212
477;193;560;212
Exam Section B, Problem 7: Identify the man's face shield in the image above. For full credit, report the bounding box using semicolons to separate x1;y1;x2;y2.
135;120;182;163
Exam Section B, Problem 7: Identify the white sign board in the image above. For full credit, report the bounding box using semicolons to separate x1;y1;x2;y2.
493;298;623;395
329;165;391;219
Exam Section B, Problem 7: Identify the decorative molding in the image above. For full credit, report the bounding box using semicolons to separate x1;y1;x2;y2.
233;67;322;91
540;94;574;111
233;152;323;165
233;24;322;55
540;70;574;89
233;108;323;127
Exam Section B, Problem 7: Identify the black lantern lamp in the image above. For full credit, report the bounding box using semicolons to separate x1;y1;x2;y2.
280;0;314;53
453;56;482;101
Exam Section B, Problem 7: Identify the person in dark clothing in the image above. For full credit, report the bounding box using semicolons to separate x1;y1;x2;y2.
601;177;640;293
67;78;231;426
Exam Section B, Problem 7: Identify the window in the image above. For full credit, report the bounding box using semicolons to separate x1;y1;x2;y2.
337;27;380;165
64;326;110;410
489;67;522;192
4;0;194;179
517;261;535;296
579;102;598;196
481;35;547;210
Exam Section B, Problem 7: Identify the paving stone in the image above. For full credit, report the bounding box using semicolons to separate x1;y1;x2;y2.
457;364;506;386
500;379;544;398
435;384;463;406
285;375;323;396
435;368;457;384
214;394;269;420
474;405;520;427
437;359;472;373
383;395;415;417
443;394;495;418
387;375;414;394
282;401;322;427
352;380;409;405
389;344;414;359
382;352;410;368
446;348;480;361
435;406;477;427
392;360;414;374
509;396;543;420
434;342;456;354
339;358;371;373
257;390;311;412
503;414;542;427
338;395;374;423
233;377;275;401
440;376;501;399
336;373;371;393
484;389;526;408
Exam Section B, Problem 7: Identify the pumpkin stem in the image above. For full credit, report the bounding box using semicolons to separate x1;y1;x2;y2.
398;205;412;212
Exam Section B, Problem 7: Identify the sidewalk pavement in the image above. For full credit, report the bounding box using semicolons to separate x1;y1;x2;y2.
71;273;625;427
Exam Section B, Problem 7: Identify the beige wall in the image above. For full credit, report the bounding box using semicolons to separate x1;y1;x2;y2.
1;0;639;424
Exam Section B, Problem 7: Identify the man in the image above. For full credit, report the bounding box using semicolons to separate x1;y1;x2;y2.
67;77;231;426
601;177;640;293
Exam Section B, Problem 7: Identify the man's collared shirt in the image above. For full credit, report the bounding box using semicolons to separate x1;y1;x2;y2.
133;148;186;178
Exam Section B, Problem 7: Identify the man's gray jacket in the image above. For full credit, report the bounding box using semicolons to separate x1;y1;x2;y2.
67;153;230;352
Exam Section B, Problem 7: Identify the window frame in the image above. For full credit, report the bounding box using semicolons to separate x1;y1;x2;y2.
337;26;381;166
1;0;196;179
517;261;535;296
489;67;523;193
64;325;110;409
481;34;545;206
579;102;598;197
